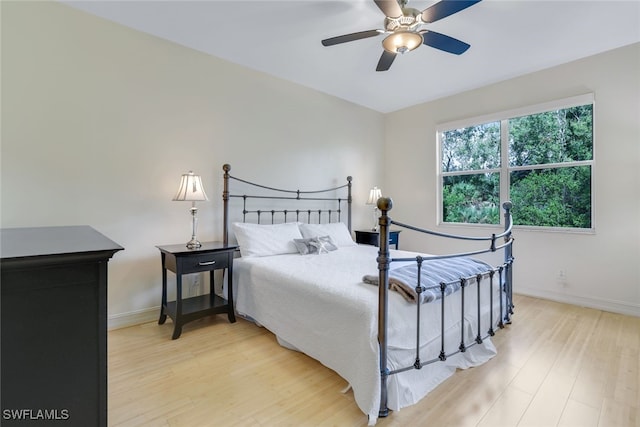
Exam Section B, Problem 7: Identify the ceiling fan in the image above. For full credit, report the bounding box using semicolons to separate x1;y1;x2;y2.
321;0;482;71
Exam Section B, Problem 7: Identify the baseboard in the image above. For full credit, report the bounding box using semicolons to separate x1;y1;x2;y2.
108;306;159;330
515;287;640;317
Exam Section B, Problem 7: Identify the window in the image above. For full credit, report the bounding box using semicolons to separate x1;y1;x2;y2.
438;94;594;230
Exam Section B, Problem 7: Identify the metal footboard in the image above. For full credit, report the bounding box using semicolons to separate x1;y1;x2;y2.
376;198;514;417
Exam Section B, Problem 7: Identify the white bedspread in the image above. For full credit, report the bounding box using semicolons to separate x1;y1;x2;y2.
231;245;501;424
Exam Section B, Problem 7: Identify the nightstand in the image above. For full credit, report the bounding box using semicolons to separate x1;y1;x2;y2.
355;230;401;249
156;242;238;339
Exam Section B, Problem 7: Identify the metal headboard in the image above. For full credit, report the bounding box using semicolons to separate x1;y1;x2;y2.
222;164;352;245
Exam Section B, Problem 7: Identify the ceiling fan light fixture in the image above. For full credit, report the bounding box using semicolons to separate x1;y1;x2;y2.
382;31;423;54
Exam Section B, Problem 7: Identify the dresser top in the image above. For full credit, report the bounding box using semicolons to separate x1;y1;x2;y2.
1;226;123;260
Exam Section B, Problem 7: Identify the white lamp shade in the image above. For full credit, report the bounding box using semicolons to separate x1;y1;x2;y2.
172;171;208;202
366;187;382;205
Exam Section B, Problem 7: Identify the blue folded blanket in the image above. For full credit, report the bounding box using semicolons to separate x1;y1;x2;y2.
363;257;494;303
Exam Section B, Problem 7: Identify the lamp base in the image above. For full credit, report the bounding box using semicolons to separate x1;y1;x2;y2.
186;204;201;249
186;238;202;249
371;207;379;232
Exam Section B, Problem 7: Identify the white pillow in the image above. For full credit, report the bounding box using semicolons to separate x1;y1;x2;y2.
232;222;303;257
298;222;356;247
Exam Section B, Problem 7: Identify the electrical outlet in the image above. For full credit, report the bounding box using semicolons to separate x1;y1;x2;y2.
558;270;568;287
190;275;200;296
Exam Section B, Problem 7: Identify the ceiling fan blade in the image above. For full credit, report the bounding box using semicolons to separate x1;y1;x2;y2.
321;30;382;47
374;0;404;18
376;50;397;72
422;30;470;55
421;0;481;23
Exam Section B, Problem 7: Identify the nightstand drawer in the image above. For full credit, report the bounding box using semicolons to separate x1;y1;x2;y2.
180;252;229;274
355;231;378;246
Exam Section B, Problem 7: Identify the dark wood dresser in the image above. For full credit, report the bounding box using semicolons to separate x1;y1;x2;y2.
1;226;123;426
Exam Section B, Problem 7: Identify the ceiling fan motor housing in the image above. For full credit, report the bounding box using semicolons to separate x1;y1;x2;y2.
384;8;422;32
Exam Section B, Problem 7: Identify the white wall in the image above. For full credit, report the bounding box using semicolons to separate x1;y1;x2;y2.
1;1;385;327
384;43;640;316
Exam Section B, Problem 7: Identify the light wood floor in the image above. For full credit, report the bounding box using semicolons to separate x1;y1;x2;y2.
108;295;639;426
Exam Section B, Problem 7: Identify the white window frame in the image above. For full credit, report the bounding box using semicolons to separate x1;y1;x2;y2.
436;94;595;232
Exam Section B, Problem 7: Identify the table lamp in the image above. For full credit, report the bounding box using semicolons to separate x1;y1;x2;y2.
173;171;208;249
366;186;382;231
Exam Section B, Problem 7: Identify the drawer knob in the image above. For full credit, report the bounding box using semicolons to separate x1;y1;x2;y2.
198;260;216;266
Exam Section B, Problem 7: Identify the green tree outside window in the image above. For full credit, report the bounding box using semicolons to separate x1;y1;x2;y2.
440;100;593;229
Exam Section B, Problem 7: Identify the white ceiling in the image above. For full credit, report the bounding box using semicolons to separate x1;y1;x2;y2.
63;0;640;113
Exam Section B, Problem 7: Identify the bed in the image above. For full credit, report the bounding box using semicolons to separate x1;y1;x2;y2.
221;164;514;425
